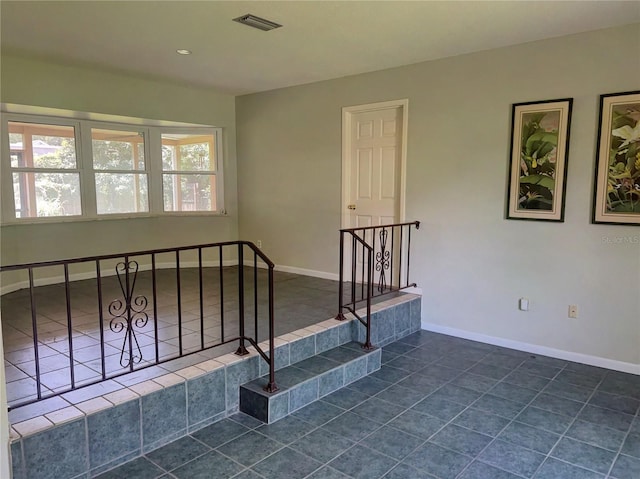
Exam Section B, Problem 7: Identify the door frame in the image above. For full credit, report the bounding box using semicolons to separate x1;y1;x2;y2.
341;99;409;229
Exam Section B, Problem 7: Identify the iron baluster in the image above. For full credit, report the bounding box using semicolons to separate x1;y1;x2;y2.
364;246;373;350
264;266;278;393
63;264;75;388
406;224;411;286
351;234;356;306
375;228;391;293
176;251;183;356
360;228;365;301
254;250;258;342
236;244;248;356
2;240;278;410
390;225;395;291
152;254;159;363
372;227;377;294
96;260;107;380
219;245;225;342
335;230;346;321
28;268;42;400
398;227;404;288
108;260;149;369
199;248;205;350
336;221;420;350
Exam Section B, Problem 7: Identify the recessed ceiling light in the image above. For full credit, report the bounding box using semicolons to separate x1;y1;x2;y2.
176;49;192;55
233;14;282;32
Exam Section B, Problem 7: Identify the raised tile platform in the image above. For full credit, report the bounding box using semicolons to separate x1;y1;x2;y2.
240;342;382;423
9;294;421;479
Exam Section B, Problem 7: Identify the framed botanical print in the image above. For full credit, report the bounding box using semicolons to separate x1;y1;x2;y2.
593;91;640;225
506;98;573;222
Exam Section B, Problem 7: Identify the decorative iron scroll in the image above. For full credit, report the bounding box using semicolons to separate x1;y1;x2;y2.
109;260;149;368
375;229;391;293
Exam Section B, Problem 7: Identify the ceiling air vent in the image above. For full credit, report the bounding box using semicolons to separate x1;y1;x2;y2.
233;14;282;32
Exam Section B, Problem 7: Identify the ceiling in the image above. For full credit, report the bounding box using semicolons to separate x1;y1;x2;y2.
2;1;639;96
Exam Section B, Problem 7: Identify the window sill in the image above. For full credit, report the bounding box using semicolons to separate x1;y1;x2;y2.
1;211;230;227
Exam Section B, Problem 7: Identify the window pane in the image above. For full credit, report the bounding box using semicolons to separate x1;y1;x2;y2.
162;144;176;171
163;174;216;212
10;149;23;168
95;173;148;214
92;128;145;170
161;133;214;171
9;132;24;167
12;172;81;218
8;122;77;169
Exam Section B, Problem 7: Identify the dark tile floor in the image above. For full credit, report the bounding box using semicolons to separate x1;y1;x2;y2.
2;267;346;408
95;330;640;479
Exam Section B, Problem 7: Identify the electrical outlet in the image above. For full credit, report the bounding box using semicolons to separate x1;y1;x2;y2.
257;240;262;248
568;305;578;318
518;298;529;311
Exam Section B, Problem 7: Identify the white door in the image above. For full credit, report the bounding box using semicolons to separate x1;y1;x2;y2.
346;106;402;229
342;100;407;288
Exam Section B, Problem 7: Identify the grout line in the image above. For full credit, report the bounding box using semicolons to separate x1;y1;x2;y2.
452;355;575;478
604;387;640;478
146;437;215;475
212;428;291;473
387;339;564;479
517;361;608;478
10;327;637;478
345;339;492;478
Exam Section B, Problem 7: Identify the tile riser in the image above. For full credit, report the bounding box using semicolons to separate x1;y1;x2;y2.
9;296;420;478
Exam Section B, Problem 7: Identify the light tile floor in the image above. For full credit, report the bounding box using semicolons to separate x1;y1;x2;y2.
2;267;347;408
95;330;640;479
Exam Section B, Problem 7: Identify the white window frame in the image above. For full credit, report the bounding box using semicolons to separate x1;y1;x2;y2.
2;114;85;222
86;122;151;216
1;113;225;224
151;127;225;215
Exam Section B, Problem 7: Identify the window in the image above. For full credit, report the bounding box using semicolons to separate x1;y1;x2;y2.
8;121;82;218
1;113;224;223
161;133;217;212
91;128;148;214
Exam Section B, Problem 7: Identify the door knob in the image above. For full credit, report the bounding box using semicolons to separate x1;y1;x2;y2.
347;204;356;210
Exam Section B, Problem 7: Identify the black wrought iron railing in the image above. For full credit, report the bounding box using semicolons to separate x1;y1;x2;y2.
336;221;420;348
1;241;278;410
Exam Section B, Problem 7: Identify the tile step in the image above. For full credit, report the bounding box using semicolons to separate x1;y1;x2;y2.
240;342;381;423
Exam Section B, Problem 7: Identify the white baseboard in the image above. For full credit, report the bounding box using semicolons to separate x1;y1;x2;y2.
1;260;339;295
421;321;640;375
0;260;238;296
271;265;420;287
274;265;339;281
242;260;269;270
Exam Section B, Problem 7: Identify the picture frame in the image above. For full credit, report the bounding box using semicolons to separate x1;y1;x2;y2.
506;98;573;222
592;90;640;225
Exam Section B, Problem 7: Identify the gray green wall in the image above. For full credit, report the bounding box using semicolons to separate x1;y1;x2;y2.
0;56;243;466
236;24;640;366
0;54;239;264
1;25;638;367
